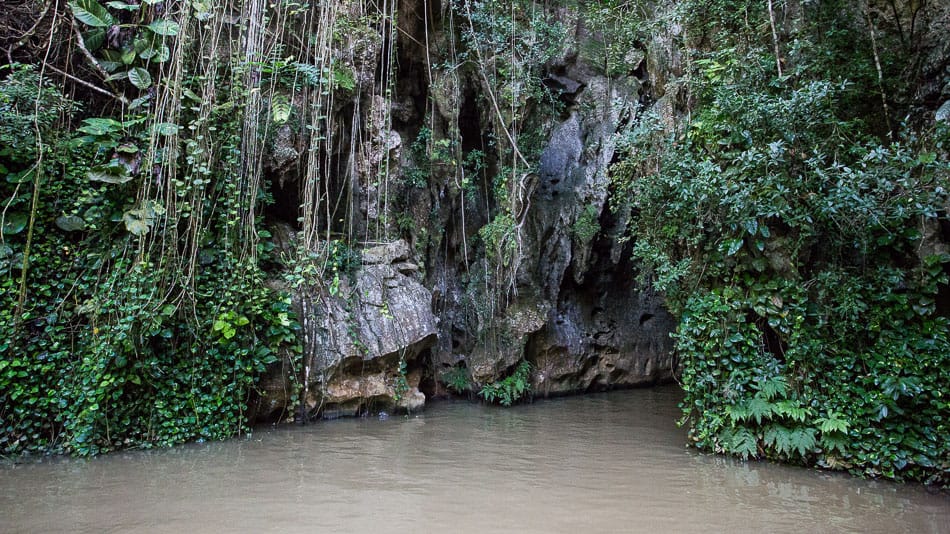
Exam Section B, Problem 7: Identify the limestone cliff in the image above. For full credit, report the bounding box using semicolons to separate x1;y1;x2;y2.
253;0;678;421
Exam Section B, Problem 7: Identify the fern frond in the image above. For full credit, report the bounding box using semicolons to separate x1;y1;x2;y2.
764;423;793;455
755;375;788;400
723;427;758;459
790;427;817;457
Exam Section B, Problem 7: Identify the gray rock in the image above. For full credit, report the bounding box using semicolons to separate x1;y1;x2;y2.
362;240;411;265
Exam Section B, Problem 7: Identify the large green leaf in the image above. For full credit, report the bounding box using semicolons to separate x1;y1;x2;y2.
5;168;35;184
83;29;106;51
147;19;181;36
55;215;87;232
139;44;170;63
77;117;123;136
105;1;140;10
88;164;132;184
69;0;115;27
2;213;28;235
128;68;152;89
123;210;149;236
153;122;180;136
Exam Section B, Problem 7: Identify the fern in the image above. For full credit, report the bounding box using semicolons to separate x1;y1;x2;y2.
725;401;749;424
789;427;817;457
816;413;850;434
819;432;848;454
747;395;774;424
755;375;788;400
773;399;810;422
764;424;793;455
722;427;758;459
479;360;532;406
292;62;324;86
727;395;774;424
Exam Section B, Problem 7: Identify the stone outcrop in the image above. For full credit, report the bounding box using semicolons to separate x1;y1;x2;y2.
298;240;436;418
254;0;679;422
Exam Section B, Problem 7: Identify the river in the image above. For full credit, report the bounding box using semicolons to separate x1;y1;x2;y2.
1;386;947;533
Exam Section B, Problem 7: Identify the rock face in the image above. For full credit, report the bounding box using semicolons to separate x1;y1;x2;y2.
254;0;678;421
296;239;437;418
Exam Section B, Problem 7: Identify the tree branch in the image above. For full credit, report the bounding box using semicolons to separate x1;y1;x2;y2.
45;63;130;105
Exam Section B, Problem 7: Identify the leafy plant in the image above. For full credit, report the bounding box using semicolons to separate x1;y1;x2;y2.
571;204;601;244
479;360;532;406
441;365;472;394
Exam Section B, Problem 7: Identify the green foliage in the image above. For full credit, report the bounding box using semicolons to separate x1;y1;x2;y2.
479;360;532;406
613;1;950;484
572;204;601;244
392;357;409;402
581;0;649;77
479;213;518;268
0;58;301;457
69;0;178;96
441;365;472;394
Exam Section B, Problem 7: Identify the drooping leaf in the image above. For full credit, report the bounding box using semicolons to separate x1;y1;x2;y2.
816;413;850;434
725;401;749;423
140;44;171;63
819;432;848;454
128;68;152;89
129;95;152;109
147;19;181;36
2;212;28;235
55;215;87;232
69;0;115;27
122;209;150;236
77;117;123;136
83;29;106;51
773;400;809;422
723;427;758;459
88;164;132;184
754;376;788;400
153;122;180;136
746;395;774;424
105;0;140;10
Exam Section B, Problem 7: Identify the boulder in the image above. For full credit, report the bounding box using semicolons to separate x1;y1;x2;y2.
300;241;437;417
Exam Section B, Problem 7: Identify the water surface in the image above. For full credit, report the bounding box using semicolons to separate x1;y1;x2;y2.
1;387;947;533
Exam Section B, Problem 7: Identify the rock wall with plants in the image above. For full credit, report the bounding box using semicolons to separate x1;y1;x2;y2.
1;0;948;485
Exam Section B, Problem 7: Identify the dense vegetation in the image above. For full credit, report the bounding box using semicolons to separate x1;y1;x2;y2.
0;0;301;456
610;0;949;484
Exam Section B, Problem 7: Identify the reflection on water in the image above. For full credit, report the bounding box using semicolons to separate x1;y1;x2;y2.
1;387;947;533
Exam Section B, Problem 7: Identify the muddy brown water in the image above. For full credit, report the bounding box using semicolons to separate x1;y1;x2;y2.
1;386;947;533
